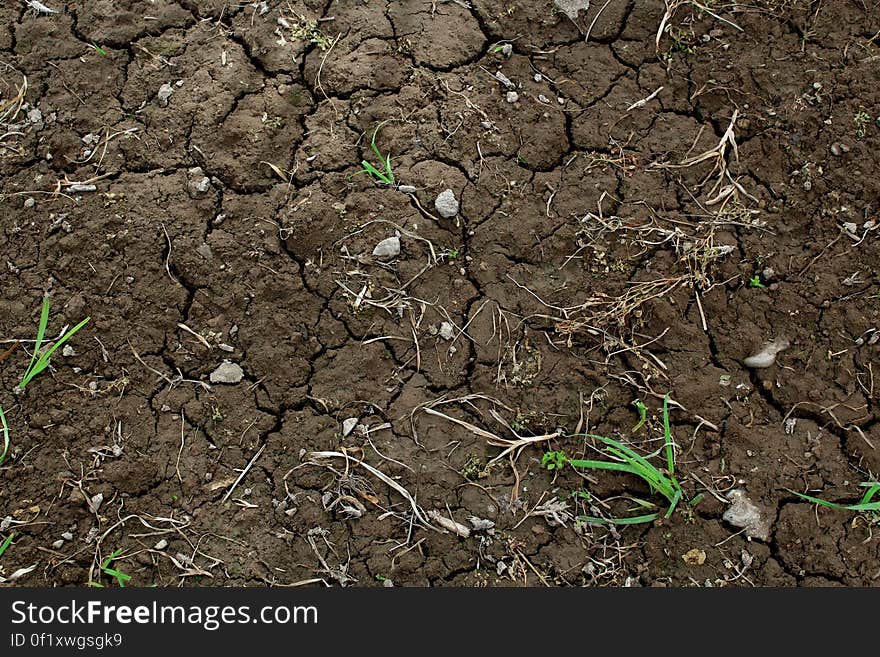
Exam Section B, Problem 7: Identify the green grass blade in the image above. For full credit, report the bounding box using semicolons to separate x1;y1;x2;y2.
18;317;90;389
786;488;880;511
858;483;880;505
565;458;643;476
0;405;8;466
662;394;675;477
579;513;659;525
0;533;13;559
20;296;50;386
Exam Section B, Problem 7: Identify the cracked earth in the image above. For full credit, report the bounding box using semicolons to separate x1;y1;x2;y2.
1;0;879;586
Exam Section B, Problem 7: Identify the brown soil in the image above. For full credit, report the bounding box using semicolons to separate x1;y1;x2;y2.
1;0;879;588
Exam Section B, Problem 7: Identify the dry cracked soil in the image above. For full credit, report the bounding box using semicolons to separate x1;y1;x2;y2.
1;0;880;587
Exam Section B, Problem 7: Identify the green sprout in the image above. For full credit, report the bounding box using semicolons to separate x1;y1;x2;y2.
748;274;765;289
542;396;692;525
17;295;90;392
632;400;648;432
448;249;459;260
89;548;131;587
91;42;107;56
854;109;871;139
353;122;394;185
0;533;13;560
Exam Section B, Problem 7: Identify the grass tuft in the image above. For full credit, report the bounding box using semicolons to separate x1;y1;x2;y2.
352;121;394;185
17;295;90;392
542;395;690;525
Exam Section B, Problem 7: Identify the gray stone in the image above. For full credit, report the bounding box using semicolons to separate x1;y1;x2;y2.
505;91;519;103
398;185;417;194
372;236;400;259
434;189;459;218
723;489;772;541
187;167;211;195
554;0;590;20
157;83;174;107
195;243;213;260
210;360;244;384
439;322;455;341
342;418;358;437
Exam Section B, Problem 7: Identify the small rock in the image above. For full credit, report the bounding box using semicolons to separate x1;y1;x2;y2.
372;236;401;259
398;184;417;194
157;83;174;107
61;531;74;541
382;578;394;587
538;94;550;104
830;143;842;156
723;489;771;541
439;322;455;341
187;167;211;196
533;73;542;82
52;539;65;549
154;539;168;550
468;516;495;531
434;189;459;218
743;338;790;369
62;345;76;357
500;44;513;57
195;243;213;260
88;493;104;514
26;108;43;124
480;120;494;130
494;71;514;89
210;360;244;384
554;0;590;20
506;91;519;103
23;197;35;209
341;417;358;437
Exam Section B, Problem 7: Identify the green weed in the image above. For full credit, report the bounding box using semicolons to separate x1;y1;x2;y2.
352;122;394;185
632;400;648;432
0;533;13;559
542;396;689;525
748;274;765;289
854;109;871;139
88;548;131;587
17;295;90;392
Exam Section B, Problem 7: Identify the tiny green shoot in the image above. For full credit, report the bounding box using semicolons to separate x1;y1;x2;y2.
0;533;13;559
542;396;687;525
91;42;107;56
748;274;765;289
17;296;90;392
352;121;394;185
90;548;131;587
632;400;647;432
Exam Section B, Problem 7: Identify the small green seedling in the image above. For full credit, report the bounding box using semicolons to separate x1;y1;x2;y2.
447;249;459;260
0;405;8;466
542;396;690;525
353;122;394;185
91;42;107;56
17;296;90;392
748;274;765;289
89;548;131;587
854;109;871;139
0;533;13;560
632;400;648;432
787;482;880;516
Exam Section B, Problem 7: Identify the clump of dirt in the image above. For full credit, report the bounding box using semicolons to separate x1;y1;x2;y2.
0;0;878;588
